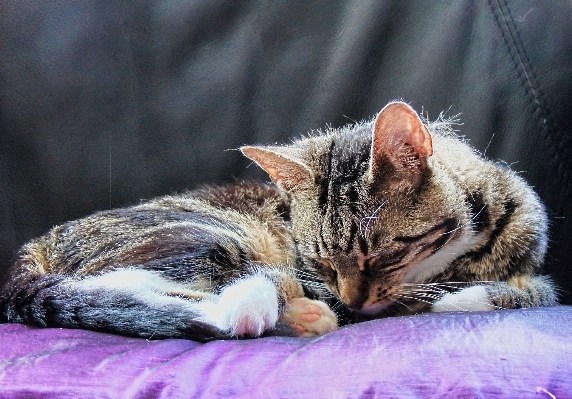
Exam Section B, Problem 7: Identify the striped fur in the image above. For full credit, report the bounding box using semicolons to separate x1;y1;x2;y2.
0;182;337;341
0;101;557;340
243;102;557;319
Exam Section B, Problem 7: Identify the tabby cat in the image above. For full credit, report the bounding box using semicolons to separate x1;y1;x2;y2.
0;102;557;341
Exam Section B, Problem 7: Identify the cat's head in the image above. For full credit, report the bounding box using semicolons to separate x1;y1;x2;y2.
242;102;468;315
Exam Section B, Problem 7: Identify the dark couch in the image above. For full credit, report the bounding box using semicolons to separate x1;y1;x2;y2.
1;1;571;397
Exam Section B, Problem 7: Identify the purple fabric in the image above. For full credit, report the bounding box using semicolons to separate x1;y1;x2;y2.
1;307;571;398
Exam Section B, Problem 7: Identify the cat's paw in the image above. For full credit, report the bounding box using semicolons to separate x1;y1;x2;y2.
432;285;494;312
280;297;338;337
196;275;279;337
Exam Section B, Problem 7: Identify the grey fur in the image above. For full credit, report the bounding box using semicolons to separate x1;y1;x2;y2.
243;101;556;318
0;102;557;340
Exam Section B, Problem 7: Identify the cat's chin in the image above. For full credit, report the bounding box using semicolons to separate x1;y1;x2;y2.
354;302;391;316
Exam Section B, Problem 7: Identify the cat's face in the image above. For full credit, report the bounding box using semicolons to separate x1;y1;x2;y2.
242;102;467;314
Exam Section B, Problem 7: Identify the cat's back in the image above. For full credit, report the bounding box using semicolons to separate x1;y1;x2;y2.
11;182;296;278
429;127;545;219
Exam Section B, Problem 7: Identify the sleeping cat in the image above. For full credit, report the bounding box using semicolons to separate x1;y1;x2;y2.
0;101;556;341
243;101;556;319
0;182;337;342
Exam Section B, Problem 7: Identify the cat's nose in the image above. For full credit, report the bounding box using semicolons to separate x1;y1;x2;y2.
338;277;369;311
345;297;366;311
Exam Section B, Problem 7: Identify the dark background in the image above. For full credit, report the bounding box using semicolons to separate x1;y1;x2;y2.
1;1;571;302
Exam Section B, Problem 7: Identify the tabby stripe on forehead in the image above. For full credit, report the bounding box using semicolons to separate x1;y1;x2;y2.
344;217;368;255
319;142;335;251
357;234;369;255
344;221;358;254
317;142;335;210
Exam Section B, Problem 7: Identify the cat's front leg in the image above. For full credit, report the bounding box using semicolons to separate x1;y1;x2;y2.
196;273;281;337
196;273;338;338
431;275;558;312
431;285;493;312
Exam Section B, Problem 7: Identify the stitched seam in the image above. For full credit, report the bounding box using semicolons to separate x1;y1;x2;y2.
488;0;571;195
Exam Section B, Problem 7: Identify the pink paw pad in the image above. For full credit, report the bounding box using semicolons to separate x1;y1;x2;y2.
299;304;322;323
281;297;338;337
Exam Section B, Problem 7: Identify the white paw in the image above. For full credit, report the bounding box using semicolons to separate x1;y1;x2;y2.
196;275;279;337
280;297;338;337
432;285;494;312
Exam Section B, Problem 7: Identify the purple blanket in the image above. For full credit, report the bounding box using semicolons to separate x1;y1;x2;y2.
1;306;571;398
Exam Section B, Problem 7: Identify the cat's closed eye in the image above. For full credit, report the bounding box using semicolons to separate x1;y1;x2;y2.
317;258;335;270
369;247;409;268
316;258;338;282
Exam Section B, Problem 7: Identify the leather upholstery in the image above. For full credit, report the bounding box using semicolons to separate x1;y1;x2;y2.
1;1;570;302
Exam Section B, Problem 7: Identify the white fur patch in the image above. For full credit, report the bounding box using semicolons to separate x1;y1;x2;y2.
195;274;279;337
78;269;198;308
432;285;493;312
80;269;166;290
403;230;480;284
79;268;191;297
80;269;280;337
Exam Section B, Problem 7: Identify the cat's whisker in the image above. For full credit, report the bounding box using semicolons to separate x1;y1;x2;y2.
359;202;387;239
330;300;347;314
296;275;323;283
400;291;443;301
403;291;484;312
309;289;336;298
402;284;451;293
401;282;470;286
401;290;446;298
296;274;329;285
401;287;447;297
403;283;507;311
398;286;493;311
400;283;457;295
296;277;336;297
296;269;323;278
396;294;438;308
400;285;456;299
299;281;333;292
431;231;457;253
394;300;415;312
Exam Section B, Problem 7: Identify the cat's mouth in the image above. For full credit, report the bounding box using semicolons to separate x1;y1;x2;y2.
355;301;392;315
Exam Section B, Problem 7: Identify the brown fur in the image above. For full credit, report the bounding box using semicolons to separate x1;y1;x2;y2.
0;101;557;341
243;101;557;318
0;182;336;341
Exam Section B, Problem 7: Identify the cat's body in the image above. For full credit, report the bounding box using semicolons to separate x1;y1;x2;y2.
0;182;337;341
243;103;555;318
0;102;557;340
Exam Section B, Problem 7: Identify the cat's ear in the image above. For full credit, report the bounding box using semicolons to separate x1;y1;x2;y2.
241;146;313;191
368;101;433;187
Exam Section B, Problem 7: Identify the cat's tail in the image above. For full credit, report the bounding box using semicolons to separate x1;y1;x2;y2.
0;270;234;342
0;265;299;342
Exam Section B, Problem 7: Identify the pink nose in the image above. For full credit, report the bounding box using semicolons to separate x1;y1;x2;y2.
344;295;368;311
